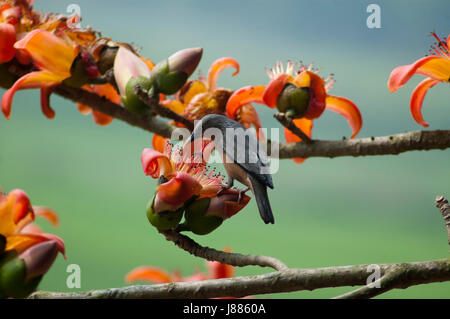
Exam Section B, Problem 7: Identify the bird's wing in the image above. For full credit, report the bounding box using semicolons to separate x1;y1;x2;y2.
221;122;274;189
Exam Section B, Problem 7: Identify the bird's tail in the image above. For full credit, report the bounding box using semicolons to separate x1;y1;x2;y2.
249;176;274;224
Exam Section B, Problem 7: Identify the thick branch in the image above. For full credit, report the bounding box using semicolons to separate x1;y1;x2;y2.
54;84;175;138
29;258;450;299
272;129;450;159
161;230;288;271
435;196;450;246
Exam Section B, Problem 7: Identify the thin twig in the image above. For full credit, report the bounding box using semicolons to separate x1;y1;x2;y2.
134;85;194;131
435;196;450;246
274;112;313;144
161;229;288;271
29;258;450;299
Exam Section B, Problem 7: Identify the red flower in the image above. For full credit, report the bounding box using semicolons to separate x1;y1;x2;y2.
226;61;362;163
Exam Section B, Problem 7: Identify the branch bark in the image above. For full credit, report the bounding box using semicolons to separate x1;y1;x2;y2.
29;258;450;299
161;230;288;271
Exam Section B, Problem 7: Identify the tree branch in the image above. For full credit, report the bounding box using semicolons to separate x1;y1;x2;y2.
161;229;288;271
134;85;194;131
271;129;450;159
273;112;313;144
29;258;450;299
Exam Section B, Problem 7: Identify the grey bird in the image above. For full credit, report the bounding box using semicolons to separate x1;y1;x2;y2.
188;114;274;224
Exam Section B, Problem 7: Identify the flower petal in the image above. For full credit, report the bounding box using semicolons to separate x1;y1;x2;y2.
2;71;66;119
325;95;362;138
409;78;440;127
388;56;444;93
298;71;326;119
416;57;450;81
237;104;266;141
226;85;266;119
284;118;313;164
207;57;239;92
33;206;59;227
262;74;289;108
157;172;202;206
160;99;186;114
141;148;173;178
0;22;16;63
0;189;32;236
113;47;151;98
14;29;75;77
125;266;173;284
40;86;56;119
152;134;168;153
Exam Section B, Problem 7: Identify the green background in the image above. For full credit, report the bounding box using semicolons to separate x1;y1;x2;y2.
1;0;449;298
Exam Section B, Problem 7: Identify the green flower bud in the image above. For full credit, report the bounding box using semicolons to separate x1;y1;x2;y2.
0;251;41;298
183;197;223;235
123;76;153;114
277;83;310;118
146;196;184;231
151;48;203;95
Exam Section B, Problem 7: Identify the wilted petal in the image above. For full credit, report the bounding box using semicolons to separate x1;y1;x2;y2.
226;85;266;119
296;71;327;120
157;172;202;206
325;95;362;138
125;266;173;284
207;57;239;92
409;77;440;127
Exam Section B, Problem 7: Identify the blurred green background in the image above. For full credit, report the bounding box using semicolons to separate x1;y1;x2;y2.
1;0;449;298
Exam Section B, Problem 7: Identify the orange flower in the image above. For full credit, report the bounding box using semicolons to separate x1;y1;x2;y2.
388;32;450;127
1;29;77;119
226;61;362;163
0;188;64;256
125;249;234;284
155;57;265;142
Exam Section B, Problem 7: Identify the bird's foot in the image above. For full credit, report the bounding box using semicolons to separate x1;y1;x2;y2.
237;187;250;204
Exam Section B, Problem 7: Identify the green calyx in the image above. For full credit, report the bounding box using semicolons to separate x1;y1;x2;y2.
150;60;188;95
97;46;119;74
183;198;223;235
146;197;184;231
0;251;41;298
276;84;310;118
63;54;90;88
123;76;153;114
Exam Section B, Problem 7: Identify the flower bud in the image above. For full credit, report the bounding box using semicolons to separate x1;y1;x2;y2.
19;241;58;281
0;251;39;298
63;51;99;88
183;190;250;235
0;23;16;63
146;195;184;231
276;83;310;118
151;48;203;95
113;47;152;114
97;45;119;74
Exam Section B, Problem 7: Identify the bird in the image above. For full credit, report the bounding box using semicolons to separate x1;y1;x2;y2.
187;114;274;224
